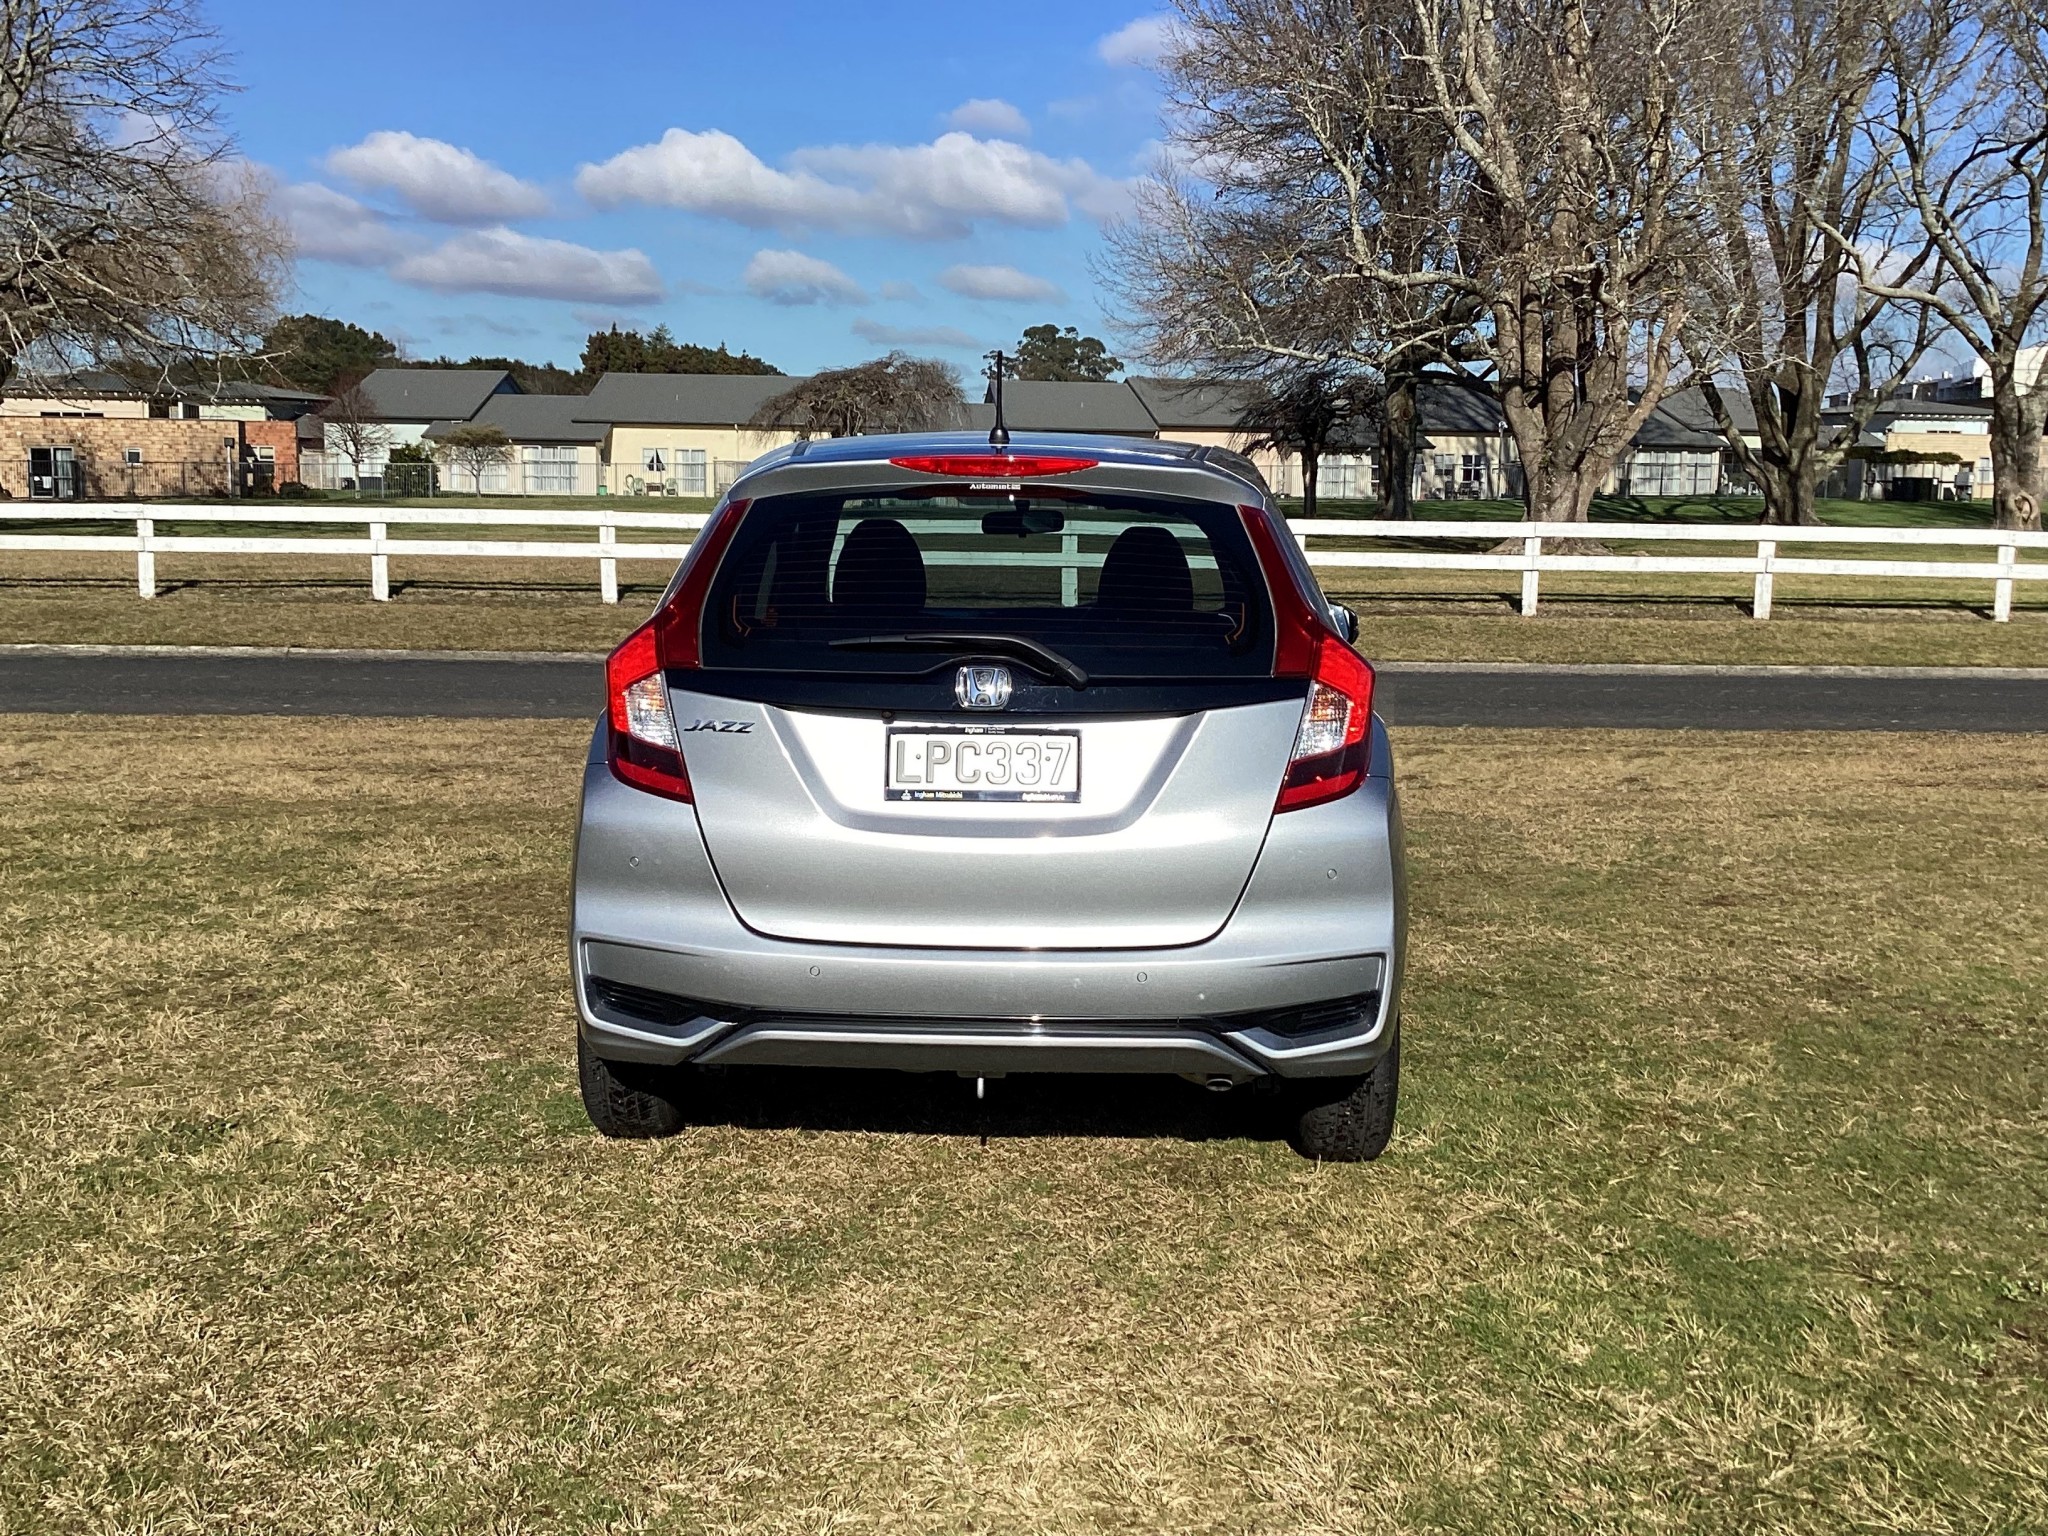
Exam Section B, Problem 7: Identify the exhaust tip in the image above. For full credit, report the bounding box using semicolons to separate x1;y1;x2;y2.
1204;1075;1237;1093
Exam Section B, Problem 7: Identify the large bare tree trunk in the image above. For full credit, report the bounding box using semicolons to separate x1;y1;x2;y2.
1301;448;1320;517
1379;378;1417;520
1989;383;2047;532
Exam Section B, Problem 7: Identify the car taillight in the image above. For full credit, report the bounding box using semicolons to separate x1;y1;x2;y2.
1277;635;1374;810
1241;503;1375;812
887;454;1098;478
603;497;750;801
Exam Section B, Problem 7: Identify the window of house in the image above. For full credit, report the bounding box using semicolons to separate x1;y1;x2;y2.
675;447;709;495
124;447;144;465
1320;454;1374;500
523;444;579;495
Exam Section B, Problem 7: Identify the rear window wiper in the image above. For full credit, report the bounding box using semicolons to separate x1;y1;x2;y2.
830;631;1090;690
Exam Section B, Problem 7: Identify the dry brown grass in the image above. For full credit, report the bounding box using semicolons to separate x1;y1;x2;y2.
1;719;2045;1532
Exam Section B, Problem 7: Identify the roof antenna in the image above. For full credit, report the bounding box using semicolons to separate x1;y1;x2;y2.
985;349;1010;450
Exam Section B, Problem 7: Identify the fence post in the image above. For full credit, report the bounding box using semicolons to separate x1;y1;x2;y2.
1994;544;2015;623
136;516;155;599
1753;539;1776;621
599;523;618;605
1520;535;1541;616
369;521;389;602
1061;529;1079;607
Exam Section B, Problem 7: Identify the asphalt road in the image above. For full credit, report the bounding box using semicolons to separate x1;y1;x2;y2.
4;647;2046;731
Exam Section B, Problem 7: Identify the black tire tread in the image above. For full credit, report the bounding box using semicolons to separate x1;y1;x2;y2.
1285;1033;1400;1163
578;1035;686;1138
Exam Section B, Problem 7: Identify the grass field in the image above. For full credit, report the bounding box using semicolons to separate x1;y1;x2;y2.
2;718;2044;1532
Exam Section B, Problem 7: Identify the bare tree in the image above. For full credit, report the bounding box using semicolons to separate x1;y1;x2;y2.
0;0;286;388
319;378;389;494
751;353;967;438
1412;0;1705;523
1104;0;1476;519
1823;0;2048;530
1110;0;1705;524
1237;367;1373;516
435;423;512;495
1684;0;1939;525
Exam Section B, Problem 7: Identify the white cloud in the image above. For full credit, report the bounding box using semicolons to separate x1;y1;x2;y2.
272;181;414;267
1097;15;1180;67
877;280;924;302
327;130;550;224
744;248;869;306
852;318;982;349
391;228;663;304
577;128;867;226
938;264;1065;303
577;126;1124;239
945;98;1030;140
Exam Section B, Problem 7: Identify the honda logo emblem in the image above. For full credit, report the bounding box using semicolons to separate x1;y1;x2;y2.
955;665;1013;711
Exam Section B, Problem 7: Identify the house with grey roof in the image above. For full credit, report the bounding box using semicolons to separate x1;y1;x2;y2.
356;368;519;431
424;394;608;496
575;372;810;496
301;367;521;490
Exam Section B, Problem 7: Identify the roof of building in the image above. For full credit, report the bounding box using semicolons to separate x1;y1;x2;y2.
575;372;803;425
996;379;1160;434
1853;396;1994;422
14;370;147;398
1630;398;1727;451
356;368;517;422
1125;377;1257;430
1412;377;1505;434
1656;383;1759;438
422;393;606;444
202;380;330;407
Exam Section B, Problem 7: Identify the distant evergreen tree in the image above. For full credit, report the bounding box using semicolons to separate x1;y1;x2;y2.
264;315;398;395
1013;324;1121;382
578;325;781;381
415;354;584;394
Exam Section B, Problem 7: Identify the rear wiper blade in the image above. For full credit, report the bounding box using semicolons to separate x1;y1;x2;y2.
830;631;1090;690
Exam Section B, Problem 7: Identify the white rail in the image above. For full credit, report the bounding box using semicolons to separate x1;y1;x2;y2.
1291;518;2048;623
2;505;2044;620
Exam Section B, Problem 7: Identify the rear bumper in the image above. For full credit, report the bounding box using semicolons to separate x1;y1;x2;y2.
577;973;1394;1081
571;718;1406;1081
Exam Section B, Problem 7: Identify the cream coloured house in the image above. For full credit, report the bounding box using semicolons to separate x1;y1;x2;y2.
575;373;807;496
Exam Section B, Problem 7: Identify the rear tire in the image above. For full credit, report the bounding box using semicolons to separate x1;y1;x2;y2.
578;1035;687;1138
1283;1033;1400;1162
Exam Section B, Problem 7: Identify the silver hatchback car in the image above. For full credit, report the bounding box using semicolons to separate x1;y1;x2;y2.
570;431;1405;1160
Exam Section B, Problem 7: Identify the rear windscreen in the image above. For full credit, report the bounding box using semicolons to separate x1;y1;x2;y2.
698;489;1275;680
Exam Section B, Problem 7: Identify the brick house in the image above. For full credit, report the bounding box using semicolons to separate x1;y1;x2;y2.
0;416;300;501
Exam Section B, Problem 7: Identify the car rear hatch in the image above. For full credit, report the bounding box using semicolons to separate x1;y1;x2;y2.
601;447;1373;950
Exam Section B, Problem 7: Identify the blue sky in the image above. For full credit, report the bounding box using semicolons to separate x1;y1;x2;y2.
208;0;1175;376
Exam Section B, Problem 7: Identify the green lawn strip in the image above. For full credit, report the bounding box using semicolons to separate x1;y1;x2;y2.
0;719;2042;1532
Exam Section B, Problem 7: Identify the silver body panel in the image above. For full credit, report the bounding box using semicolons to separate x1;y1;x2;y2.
680;689;1301;948
569;433;1407;1084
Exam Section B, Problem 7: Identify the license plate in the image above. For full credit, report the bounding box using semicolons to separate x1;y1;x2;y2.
885;728;1081;802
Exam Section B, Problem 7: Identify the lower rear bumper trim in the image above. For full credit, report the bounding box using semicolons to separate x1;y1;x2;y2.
689;1020;1267;1080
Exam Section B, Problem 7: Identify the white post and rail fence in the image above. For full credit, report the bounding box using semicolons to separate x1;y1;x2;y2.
1;506;2042;621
